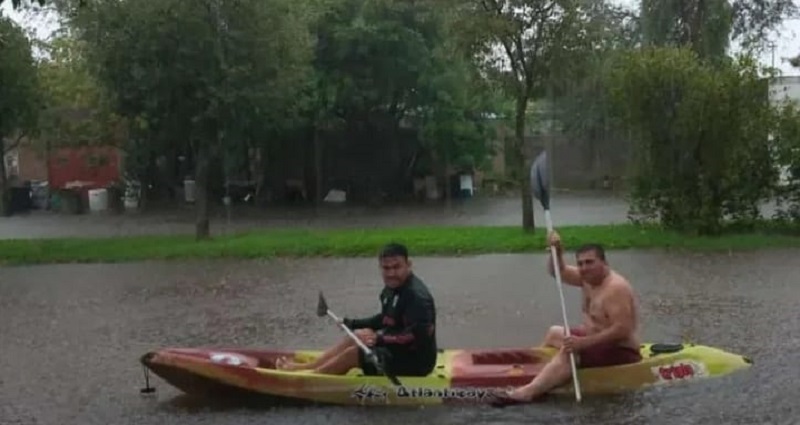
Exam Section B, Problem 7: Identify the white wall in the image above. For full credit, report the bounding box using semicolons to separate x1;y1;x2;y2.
768;76;799;186
769;76;800;106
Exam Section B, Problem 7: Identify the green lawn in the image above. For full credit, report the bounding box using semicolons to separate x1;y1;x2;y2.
0;223;798;265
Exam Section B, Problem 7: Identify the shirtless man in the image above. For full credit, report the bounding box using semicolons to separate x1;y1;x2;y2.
491;229;641;405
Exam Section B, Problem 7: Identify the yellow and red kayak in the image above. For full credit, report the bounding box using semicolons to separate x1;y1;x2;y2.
139;342;752;406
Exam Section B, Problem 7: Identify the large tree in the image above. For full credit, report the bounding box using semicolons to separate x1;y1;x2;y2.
69;0;315;239
299;0;494;204
640;0;798;59
34;33;123;151
453;0;634;231
0;15;40;215
453;0;587;232
415;22;502;205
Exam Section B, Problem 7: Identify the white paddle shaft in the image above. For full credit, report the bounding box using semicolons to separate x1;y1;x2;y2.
544;209;583;402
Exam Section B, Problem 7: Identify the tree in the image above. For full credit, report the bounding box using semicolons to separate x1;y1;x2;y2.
0;15;40;215
35;33;123;151
2;0;46;9
770;97;800;225
303;0;475;204
415;26;501;206
70;0;315;239
547;0;640;185
455;0;596;232
640;0;733;60
607;47;778;234
640;0;799;59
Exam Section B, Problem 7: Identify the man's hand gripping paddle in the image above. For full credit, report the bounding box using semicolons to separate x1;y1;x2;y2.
530;150;583;403
316;291;402;386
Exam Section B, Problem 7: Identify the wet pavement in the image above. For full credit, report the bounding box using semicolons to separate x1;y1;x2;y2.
0;193;635;239
0;192;784;240
1;249;799;424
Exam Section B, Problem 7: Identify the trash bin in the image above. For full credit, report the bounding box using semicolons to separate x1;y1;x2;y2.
58;188;84;214
106;184;124;214
9;186;32;214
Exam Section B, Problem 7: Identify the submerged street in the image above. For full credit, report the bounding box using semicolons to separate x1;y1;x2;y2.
1;250;798;424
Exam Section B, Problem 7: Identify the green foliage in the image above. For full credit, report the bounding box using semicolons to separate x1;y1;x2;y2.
413;6;502;174
770;101;800;223
0;14;39;145
640;0;733;59
451;0;593;230
639;0;799;56
65;0;316;238
548;0;639;154
730;0;799;50
607;47;778;235
311;0;442;121
71;0;314;150
34;33;123;150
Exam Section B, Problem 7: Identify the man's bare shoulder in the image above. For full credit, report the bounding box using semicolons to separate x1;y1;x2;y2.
605;271;635;295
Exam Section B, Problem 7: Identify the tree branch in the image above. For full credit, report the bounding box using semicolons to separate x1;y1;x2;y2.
2;133;26;155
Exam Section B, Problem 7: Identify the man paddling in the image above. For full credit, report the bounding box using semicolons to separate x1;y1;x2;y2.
276;242;438;377
491;230;642;405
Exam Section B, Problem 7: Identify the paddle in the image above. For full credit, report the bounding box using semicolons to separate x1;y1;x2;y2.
316;291;403;386
530;150;583;403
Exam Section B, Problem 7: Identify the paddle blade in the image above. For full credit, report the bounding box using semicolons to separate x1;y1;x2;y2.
316;291;329;317
530;150;550;209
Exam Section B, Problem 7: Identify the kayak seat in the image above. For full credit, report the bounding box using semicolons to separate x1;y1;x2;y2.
649;343;685;356
470;350;538;365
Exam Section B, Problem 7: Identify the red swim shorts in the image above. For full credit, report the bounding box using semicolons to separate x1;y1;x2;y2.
569;327;642;368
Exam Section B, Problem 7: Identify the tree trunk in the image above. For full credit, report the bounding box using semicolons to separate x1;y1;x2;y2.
0;138;8;217
194;142;211;240
516;96;535;232
444;151;452;209
314;125;324;206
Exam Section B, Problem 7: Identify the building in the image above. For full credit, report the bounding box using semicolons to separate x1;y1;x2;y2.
767;75;800;186
768;75;800;105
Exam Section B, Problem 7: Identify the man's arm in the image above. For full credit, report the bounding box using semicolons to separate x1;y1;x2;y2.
547;251;583;287
344;290;387;330
344;313;383;330
580;286;635;348
376;296;434;346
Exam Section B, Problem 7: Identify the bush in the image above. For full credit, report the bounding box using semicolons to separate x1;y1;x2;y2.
607;47;778;235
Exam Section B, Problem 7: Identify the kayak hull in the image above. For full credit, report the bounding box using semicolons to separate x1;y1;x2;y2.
140;343;752;406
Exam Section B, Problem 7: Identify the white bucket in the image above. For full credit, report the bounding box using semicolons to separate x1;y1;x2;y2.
459;174;474;196
88;188;109;212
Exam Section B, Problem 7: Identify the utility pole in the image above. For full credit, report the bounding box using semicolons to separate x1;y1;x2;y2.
768;41;776;69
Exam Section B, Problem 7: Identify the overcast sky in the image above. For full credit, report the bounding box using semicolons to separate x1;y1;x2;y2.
2;0;799;76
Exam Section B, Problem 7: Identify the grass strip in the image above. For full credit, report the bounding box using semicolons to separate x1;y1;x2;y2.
0;223;798;265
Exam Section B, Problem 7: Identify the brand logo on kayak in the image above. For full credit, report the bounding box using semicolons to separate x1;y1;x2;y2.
351;384;389;402
351;384;504;402
651;361;708;382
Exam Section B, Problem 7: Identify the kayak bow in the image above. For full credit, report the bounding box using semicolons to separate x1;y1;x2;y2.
139;342;752;406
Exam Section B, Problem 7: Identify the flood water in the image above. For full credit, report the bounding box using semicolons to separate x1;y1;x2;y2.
1;250;798;425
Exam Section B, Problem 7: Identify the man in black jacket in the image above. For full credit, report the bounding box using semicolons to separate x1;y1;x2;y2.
275;243;438;377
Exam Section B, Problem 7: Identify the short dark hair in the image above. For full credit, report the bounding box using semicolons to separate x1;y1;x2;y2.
379;242;409;260
575;243;606;261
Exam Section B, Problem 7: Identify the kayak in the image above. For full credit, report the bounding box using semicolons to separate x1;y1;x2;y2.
139;342;752;406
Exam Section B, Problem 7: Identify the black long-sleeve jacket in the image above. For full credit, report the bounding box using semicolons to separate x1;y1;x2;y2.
344;273;437;365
